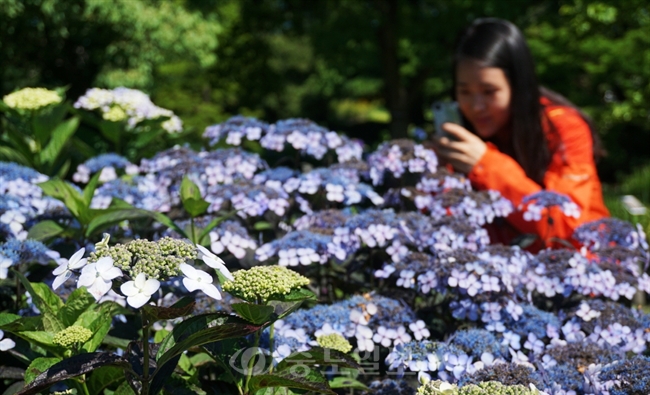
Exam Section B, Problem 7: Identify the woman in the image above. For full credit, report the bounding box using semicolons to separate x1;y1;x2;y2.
433;18;609;248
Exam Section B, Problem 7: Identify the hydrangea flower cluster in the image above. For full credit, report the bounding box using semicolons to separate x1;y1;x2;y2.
72;153;139;184
413;189;514;226
2;87;62;110
52;235;231;306
275;294;425;356
52;325;93;348
205;181;290;218
203;115;270;147
520;191;580;222
367;139;438;186
0;162;64;240
0;239;62;279
205;116;363;163
222;265;310;303
74;87;182;133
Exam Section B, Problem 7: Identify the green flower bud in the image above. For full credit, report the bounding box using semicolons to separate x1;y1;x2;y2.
3;87;62;110
417;380;457;395
316;333;352;353
457;382;538;395
223;266;310;303
53;325;92;348
102;106;127;122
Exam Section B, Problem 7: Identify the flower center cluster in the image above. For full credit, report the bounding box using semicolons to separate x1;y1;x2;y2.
223;265;310;303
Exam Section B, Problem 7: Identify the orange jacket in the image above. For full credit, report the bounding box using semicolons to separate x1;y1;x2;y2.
467;98;610;248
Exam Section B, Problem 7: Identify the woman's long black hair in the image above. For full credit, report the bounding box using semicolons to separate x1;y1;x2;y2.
452;18;602;186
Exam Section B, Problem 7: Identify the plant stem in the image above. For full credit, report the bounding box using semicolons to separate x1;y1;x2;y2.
191;216;197;244
142;311;151;395
243;330;261;394
268;324;275;374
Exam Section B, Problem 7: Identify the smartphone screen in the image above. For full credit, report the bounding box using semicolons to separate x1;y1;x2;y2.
432;101;461;139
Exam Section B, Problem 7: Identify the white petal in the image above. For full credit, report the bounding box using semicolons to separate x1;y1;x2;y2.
195;269;214;283
69;248;86;267
88;280;112;300
52;263;69;276
142;279;160;295
95;257;115;272
127;293;151;309
0;338;15;351
77;272;96;288
183;277;202;293
101;266;123;281
80;262;97;276
53;272;72;290
120;281;139;297
179;263;197;280
134;273;147;289
199;283;222;300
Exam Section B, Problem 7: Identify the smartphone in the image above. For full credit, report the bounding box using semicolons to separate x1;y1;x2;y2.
432;101;461;139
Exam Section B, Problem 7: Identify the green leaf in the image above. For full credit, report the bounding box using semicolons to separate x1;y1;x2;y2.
102;335;131;349
37;179;84;219
276;347;361;373
0;313;21;327
328;377;369;390
269;288;317;303
14;271;64;333
155;313;261;372
26;220;64;241
32;103;68;143
253;221;272;231
87;366;125;395
15;352;130;395
247;369;335;395
18;331;56;349
142;295;195;324
85;207;150;237
154;329;170;344
82;171;102;207
30;282;64;311
180;176;209;217
58;287;96;327
231;303;274;325
150;211;188;238
39;116;80;166
0;145;30;166
98;121;124;146
24;357;61;384
114;380;137;395
0;316;41;333
75;303;115;353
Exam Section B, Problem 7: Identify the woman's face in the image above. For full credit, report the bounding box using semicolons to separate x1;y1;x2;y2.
455;60;512;139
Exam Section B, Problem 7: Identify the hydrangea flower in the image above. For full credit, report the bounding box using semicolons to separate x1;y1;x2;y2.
120;273;161;308
367;139;438;186
520;191;580;221
52;325;93;348
74;87;182;133
3;87;62;110
222;266;310;303
204;115;270;147
77;256;123;300
52;247;87;290
179;263;222;300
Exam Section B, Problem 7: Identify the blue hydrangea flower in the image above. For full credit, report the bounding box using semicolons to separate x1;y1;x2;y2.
203;115;270;147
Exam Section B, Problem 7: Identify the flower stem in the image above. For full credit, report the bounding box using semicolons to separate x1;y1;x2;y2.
141;312;151;395
268;324;275;374
243;330;261;393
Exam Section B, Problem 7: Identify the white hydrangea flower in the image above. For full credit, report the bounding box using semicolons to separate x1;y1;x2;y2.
52;247;87;290
120;273;160;308
77;257;122;300
179;263;221;300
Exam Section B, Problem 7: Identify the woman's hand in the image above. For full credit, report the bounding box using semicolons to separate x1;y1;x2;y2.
432;123;487;174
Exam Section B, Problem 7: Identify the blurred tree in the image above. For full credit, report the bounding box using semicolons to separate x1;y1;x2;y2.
0;0;220;98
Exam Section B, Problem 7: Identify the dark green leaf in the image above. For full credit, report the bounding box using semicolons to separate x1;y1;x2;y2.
39;116;79;166
114;380;137;395
87;366;125;394
37;179;84;218
180;176;209;217
231;303;274;325
0;146;30;166
142;296;195;323
26;220;64;242
76;303;115;353
0;313;21;327
16;352;129;395
58;287;96;327
267;300;305;321
102;335;131;349
30;282;64;311
24;357;61;384
18;331;56;349
253;221;272;230
269;288;317;302
276;347;361;373
85;207;150;237
82;171;102;207
162;374;208;395
2;381;25;395
0;366;24;380
248;369;335;395
156;314;261;367
32;103;68;143
13;271;64;333
328;377;369;390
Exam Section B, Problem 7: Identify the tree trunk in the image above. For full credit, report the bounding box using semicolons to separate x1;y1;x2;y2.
376;0;409;139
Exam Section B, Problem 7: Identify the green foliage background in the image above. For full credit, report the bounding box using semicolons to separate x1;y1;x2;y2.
1;0;649;184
